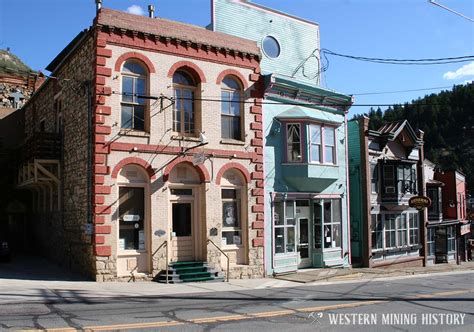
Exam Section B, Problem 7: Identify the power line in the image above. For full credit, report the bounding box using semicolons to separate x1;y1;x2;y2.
109;91;452;108
351;85;456;96
321;49;474;65
429;0;474;23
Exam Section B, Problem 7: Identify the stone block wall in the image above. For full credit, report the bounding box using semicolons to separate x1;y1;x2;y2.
22;31;97;278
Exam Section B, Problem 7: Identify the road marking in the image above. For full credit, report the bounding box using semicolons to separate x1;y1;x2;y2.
23;288;474;331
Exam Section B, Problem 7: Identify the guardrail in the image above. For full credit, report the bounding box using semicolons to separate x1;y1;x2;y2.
152;240;169;284
207;238;229;282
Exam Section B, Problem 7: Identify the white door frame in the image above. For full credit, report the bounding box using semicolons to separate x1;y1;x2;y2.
168;185;202;262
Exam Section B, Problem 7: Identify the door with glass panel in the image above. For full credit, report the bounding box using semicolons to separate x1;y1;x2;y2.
170;188;195;262
296;201;311;268
118;187;148;274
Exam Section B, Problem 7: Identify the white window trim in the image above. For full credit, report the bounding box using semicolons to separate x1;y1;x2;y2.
221;187;244;249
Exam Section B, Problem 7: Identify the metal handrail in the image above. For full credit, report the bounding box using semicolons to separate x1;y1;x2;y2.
152;240;169;284
207;238;230;282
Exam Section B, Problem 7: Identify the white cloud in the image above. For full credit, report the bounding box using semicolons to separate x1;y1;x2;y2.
463;80;473;85
443;61;474;80
127;5;145;16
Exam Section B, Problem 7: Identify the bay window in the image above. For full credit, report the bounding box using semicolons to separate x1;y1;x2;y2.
286;124;302;162
324;127;336;164
309;124;322;162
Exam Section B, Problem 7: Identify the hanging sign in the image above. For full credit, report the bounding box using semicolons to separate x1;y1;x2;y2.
409;196;431;211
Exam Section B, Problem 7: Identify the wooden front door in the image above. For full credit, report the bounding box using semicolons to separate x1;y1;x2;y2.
171;201;195;262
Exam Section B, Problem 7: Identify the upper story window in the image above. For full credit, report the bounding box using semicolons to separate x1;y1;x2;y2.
291;123;337;164
382;163;417;196
398;165;417;194
286;123;302;162
262;36;280;59
309;124;321;162
370;163;379;193
121;60;147;131
427;187;441;220
383;165;395;194
221;76;243;140
324;127;336;164
173;70;196;135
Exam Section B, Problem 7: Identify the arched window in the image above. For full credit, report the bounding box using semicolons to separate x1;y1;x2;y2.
221;76;243;140
121;60;147;131
173;70;196;135
220;168;247;264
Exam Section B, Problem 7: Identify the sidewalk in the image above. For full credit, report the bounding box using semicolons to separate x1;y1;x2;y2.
0;256;473;304
274;261;474;283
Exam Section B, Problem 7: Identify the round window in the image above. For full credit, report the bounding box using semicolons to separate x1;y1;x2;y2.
262;36;280;59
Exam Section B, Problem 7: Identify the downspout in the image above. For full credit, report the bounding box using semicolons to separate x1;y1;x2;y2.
86;80;93;236
344;108;352;266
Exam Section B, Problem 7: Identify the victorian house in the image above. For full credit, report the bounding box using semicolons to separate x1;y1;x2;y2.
18;6;265;281
348;118;426;267
212;0;353;275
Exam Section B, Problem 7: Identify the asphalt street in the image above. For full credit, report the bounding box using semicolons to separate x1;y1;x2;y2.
0;271;472;331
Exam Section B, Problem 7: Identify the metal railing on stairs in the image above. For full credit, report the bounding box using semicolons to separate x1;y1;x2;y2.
152;240;169;284
207;238;229;282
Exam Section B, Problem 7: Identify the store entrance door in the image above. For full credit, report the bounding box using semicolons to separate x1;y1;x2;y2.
296;202;311;268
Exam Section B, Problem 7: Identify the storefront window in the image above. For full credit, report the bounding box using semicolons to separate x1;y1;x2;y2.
384;214;396;249
119;187;145;250
323;199;341;249
313;201;322;249
408;213;419;245
221;188;241;246
427;228;435;256
396;214;408;247
371;214;383;250
274;200;296;254
447;226;456;252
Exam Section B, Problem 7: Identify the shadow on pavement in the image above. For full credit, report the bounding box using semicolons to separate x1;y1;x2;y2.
0;255;90;282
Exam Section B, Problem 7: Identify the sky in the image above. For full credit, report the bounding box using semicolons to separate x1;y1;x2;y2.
1;0;473;117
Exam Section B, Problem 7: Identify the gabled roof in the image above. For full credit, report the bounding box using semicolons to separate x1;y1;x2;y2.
97;8;260;56
374;120;421;145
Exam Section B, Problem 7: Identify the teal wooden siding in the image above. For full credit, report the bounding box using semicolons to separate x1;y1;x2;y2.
212;0;321;85
213;0;352;275
348;120;363;263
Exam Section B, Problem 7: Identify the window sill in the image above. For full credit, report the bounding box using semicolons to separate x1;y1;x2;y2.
282;162;338;167
220;139;245;146
171;135;200;142
119;129;150;137
372;245;421;255
118;250;147;256
222;244;244;250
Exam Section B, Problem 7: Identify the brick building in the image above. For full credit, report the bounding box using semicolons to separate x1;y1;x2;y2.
425;160;470;265
19;7;264;281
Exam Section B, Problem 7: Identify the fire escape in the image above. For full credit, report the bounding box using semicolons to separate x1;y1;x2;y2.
17;132;61;212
